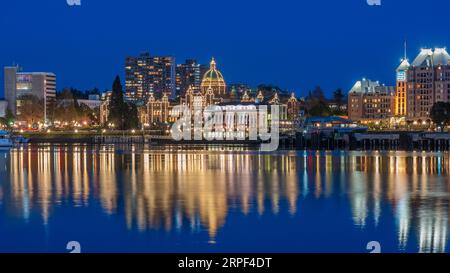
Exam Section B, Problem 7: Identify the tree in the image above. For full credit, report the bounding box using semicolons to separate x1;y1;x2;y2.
308;101;332;117
333;88;345;105
108;76;126;129
53;89;78;123
107;76;139;130
430;102;450;126
16;95;45;124
331;88;347;116
0;109;15;128
126;104;139;129
305;86;330;117
311;86;326;103
77;103;96;123
257;84;286;97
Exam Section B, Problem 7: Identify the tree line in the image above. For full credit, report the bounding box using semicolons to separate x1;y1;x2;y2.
304;86;347;117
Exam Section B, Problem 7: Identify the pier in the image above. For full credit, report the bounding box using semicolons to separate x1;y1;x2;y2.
279;131;450;151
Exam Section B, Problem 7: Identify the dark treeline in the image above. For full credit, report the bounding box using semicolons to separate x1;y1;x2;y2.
56;87;103;100
304;86;347;117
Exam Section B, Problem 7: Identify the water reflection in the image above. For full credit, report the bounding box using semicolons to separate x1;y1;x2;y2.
350;153;450;253
0;146;449;253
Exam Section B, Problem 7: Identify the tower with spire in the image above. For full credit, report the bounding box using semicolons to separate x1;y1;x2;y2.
395;41;410;117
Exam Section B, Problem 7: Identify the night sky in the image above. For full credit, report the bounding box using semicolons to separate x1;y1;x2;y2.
1;0;449;98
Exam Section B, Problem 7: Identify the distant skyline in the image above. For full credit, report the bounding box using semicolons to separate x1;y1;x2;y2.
1;0;450;98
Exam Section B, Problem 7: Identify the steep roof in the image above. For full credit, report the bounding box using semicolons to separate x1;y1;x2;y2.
411;48;450;67
349;78;380;94
396;59;410;71
433;48;450;65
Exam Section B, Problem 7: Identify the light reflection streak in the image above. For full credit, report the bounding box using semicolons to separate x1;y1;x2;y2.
0;147;449;252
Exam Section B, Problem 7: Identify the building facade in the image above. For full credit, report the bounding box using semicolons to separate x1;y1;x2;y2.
146;92;171;124
78;94;102;110
350;47;450;125
100;58;301;133
404;48;450;121
0;101;8;118
395;59;410;117
348;78;395;122
4;66;56;123
125;53;176;101
175;59;207;97
141;58;300;135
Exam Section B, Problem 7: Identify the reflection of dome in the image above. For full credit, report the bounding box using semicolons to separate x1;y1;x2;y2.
201;58;226;96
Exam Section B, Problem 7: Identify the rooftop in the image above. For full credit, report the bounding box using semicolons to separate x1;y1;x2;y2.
411;48;450;67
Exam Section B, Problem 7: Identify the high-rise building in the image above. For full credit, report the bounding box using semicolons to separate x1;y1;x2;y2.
404;48;450;120
4;66;56;123
125;53;176;101
348;78;395;122
175;59;207;97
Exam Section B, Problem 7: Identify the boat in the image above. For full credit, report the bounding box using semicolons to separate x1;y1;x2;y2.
14;135;30;144
0;130;13;148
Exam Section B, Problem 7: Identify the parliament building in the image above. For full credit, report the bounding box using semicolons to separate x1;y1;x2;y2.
138;58;301;133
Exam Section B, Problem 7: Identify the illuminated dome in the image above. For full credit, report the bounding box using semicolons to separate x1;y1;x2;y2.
201;58;226;96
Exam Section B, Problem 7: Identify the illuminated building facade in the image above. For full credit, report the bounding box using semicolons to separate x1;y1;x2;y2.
175;59;208;96
287;93;301;121
200;58;226;96
99;91;112;126
395;59;410;117
125;52;176;101
141;58;300;132
228;83;253;100
348;78;395;122
405;48;450;121
100;57;300;131
145;92;171;124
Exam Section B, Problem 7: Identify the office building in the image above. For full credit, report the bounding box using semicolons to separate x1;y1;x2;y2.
4;66;56;123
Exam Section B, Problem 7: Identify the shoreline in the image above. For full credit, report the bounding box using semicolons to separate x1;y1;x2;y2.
11;131;450;152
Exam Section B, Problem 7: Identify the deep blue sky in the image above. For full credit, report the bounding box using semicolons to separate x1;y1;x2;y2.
1;0;450;98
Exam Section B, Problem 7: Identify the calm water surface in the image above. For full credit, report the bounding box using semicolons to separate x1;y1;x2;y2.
0;144;449;253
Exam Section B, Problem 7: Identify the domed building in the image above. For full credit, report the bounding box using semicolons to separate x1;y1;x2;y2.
132;56;302;133
201;58;226;96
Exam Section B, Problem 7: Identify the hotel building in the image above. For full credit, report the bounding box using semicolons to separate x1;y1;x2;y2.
404;48;450;121
348;47;450;125
348;78;395;122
